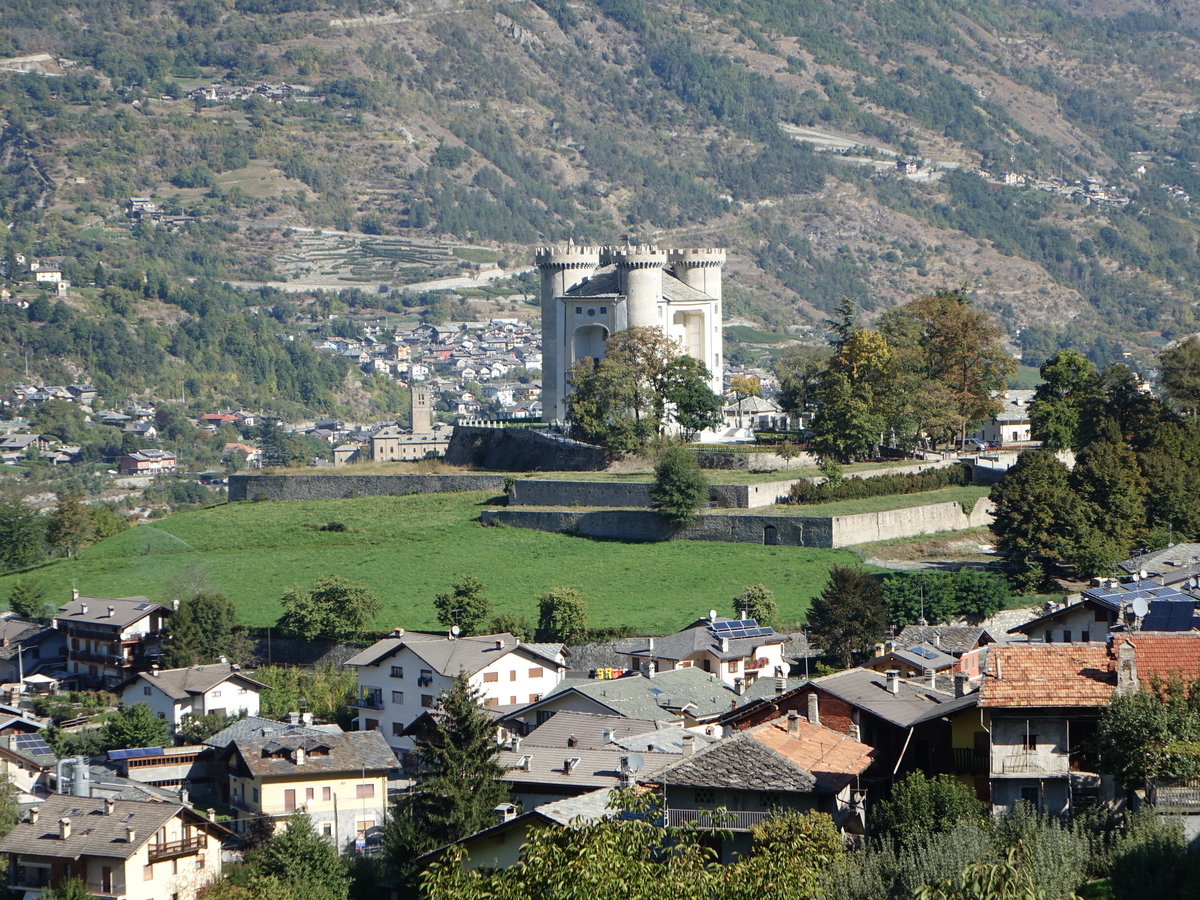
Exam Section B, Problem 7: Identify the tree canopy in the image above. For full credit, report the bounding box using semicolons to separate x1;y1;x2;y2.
535;587;589;643
807;566;888;668
276;576;381;642
433;575;493;637
650;444;709;527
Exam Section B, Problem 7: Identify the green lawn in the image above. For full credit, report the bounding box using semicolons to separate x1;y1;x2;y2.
1;492;868;635
709;486;991;518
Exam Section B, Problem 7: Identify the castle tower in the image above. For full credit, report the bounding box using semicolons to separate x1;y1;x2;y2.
612;245;667;329
669;248;725;302
536;244;601;423
668;248;725;394
412;384;432;434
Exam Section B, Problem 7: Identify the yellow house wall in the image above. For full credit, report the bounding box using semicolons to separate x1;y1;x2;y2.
232;771;387;817
68;827;220;900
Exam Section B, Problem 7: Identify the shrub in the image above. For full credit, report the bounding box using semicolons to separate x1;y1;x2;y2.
650;445;709;528
789;464;970;504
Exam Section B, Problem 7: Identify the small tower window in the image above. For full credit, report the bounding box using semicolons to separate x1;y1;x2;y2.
576;307;583;314
599;307;607;314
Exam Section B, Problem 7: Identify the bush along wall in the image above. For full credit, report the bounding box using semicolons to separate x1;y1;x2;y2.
788;464;970;504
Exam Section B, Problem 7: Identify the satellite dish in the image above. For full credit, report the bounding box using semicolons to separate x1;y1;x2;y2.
1132;597;1150;619
1140;569;1149;580
1132;573;1140;582
451;625;461;636
626;753;644;772
709;609;718;621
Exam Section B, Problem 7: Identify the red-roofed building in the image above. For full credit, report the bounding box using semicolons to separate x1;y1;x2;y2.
1110;633;1200;688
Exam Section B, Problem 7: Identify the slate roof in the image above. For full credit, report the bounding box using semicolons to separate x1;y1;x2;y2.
345;631;562;676
202;716;341;749
230;729;397;778
869;644;959;673
533;668;737;722
0;617;56;660
0;796;198;860
520;711;676;750
895;625;993;655
56;596;167;629
124;663;266;701
734;675;809;707
979;645;1115;709
620;617;783;664
499;746;680;789
1118;543;1200;575
561;266;717;303
809;668;978;727
649;719;872;794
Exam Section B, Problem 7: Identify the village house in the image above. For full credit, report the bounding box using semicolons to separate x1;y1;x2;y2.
117;449;177;476
118;663;266;731
0;796;229;900
56;593;171;689
617;614;788;691
346;629;567;753
972;389;1034;446
893;624;999;679
0;733;58;798
369;424;452;461
226;730;396;851
0;614;65;683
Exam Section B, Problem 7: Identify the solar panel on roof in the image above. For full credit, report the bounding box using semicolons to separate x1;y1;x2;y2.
910;647;940;660
134;603;152;610
13;734;53;756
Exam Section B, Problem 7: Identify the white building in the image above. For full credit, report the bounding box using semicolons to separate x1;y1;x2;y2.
346;630;567;751
118;663;266;730
537;243;724;423
617;615;788;691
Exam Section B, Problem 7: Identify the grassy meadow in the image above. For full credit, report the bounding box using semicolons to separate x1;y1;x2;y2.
1;492;869;635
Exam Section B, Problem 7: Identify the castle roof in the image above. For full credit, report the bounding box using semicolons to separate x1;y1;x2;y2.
560;266;716;303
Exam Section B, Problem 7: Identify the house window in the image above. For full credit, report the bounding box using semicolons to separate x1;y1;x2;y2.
196;855;205;870
529;694;541;702
355;783;375;799
529;667;543;678
1062;631;1071;643
144;865;154;881
306;788;315;802
483;672;498;683
1023;733;1038;751
239;688;249;694
252;788;259;803
693;788;715;804
1081;631;1090;643
324;786;332;801
391;666;404;678
510;670;518;681
1043;632;1052;643
760;791;780;808
144;686;152;696
421;695;434;708
600;307;607;314
364;718;379;730
1095;608;1109;622
576;307;583;314
392;722;405;736
211;690;222;697
1019;785;1041;810
391;691;404;704
284;789;296;812
323;822;333;837
484;698;499;707
727;660;739;673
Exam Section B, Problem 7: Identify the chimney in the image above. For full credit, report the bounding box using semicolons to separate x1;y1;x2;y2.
80;603;88;615
720;637;730;653
807;692;820;727
104;798;115;816
151;666;159;677
511;737;522;753
495;639;504;650
682;733;697;755
884;640;896;653
286;712;300;725
180;787;189;806
207;808;217;822
29;807;38;825
787;710;801;736
602;729;613;744
848;723;862;742
926;668;937;689
646;661;657;678
775;676;786;695
294;747;306;766
1115;640;1139;695
59;817;71;840
125;825;136;843
393;627;405;637
647;637;654;651
886;670;901;695
954;673;969;698
494;803;517;825
933;633;942;650
739;609;747;621
72;589;80;601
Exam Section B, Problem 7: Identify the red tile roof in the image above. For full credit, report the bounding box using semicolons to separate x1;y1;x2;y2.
979;645;1115;708
1113;633;1200;685
753;718;875;785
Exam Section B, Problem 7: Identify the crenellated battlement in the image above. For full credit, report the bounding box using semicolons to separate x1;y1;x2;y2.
609;245;668;268
534;244;602;268
668;248;726;267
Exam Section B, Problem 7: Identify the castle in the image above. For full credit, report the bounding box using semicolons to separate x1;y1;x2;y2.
536;242;725;423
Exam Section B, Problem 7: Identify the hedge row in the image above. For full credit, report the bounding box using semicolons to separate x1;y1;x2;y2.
788;464;970;504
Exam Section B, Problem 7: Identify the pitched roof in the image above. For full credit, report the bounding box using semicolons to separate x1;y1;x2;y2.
649;718;872;794
500;746;680;789
979;645;1115;708
0;616;56;660
869;643;959;673
809;669;978;727
1118;543;1200;575
231;729;397;778
56;596;168;629
894;625;993;655
125;663;267;701
345;631;562;675
538;668;737;721
620;617;783;663
0;796;196;860
202;716;341;749
520;711;676;750
1114;633;1200;685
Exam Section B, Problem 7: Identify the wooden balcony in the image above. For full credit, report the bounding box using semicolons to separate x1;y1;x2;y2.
666;808;773;831
147;835;205;862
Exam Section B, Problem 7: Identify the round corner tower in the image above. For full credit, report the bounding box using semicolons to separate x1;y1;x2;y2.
668;247;725;301
537;244;601;423
611;245;668;329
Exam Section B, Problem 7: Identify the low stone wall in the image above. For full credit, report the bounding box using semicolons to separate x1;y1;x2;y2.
228;473;507;502
508;480;655;508
695;450;820;471
482;497;993;548
445;425;609;471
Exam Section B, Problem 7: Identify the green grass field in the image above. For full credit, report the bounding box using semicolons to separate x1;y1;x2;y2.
0;492;869;635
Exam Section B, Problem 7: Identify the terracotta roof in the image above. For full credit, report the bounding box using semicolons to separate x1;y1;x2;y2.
753;719;875;792
979;645;1115;708
1114;633;1200;685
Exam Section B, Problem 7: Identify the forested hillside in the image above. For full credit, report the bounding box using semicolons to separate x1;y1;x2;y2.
3;0;1200;408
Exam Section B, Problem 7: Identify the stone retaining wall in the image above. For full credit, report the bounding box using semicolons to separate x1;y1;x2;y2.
228;473;508;502
445;425;609;471
482;497;993;549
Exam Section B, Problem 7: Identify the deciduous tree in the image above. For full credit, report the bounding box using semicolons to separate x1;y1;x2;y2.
733;584;777;628
245;812;350;900
650;444;708;528
0;498;45;572
46;494;96;559
433;575;493;637
1028;350;1099;450
102;702;171;751
535;587;589;643
164;592;245;667
276;576;381;642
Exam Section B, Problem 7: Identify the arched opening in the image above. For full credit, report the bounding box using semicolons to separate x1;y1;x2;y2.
573;325;608;364
764;525;779;546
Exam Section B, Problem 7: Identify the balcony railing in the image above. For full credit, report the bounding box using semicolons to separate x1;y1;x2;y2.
1146;776;1200;812
355;693;385;710
147;835;205;862
666;808;774;831
996;753;1068;776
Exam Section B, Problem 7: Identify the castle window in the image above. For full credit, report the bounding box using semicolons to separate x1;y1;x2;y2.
600;307;607;314
587;308;596;316
576;307;583;314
